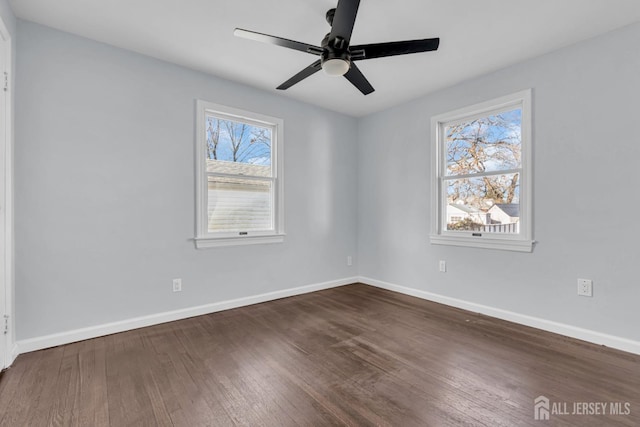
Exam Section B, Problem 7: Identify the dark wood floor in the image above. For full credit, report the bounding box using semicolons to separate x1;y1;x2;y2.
1;284;638;426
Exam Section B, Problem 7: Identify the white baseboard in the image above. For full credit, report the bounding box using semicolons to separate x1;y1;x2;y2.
359;276;640;356
9;343;19;365
2;342;19;369
15;276;640;358
16;277;357;355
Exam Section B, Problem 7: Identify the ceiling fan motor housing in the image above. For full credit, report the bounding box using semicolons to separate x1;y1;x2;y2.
320;33;351;67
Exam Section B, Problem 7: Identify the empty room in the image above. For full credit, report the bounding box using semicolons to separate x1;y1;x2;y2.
0;0;639;425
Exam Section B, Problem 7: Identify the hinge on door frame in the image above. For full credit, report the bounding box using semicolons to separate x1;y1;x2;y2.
3;71;7;92
3;315;8;334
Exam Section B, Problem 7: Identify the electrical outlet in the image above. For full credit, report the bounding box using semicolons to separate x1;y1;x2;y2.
577;278;592;297
439;260;446;273
173;278;182;292
347;256;353;266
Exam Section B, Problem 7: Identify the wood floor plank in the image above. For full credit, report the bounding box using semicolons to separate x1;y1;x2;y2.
1;283;639;426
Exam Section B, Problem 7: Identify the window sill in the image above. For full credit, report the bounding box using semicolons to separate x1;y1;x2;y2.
430;234;535;252
195;234;285;249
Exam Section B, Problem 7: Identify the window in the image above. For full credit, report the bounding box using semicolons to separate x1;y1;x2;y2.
430;90;533;252
195;101;284;248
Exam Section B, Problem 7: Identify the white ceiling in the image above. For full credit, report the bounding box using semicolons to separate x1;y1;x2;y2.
10;0;640;117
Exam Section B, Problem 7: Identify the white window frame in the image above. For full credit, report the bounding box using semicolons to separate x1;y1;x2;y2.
194;100;284;248
430;89;534;252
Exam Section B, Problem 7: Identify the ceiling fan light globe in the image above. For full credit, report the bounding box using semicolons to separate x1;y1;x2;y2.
322;59;350;76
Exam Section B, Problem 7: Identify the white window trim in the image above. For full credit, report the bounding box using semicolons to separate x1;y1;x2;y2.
430;89;534;252
194;100;285;249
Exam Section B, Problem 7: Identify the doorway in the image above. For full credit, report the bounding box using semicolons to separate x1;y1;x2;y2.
0;15;13;369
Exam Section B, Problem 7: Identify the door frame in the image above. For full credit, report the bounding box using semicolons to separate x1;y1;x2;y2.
0;14;14;369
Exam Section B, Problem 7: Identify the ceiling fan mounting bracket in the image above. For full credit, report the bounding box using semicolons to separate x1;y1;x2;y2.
326;8;336;26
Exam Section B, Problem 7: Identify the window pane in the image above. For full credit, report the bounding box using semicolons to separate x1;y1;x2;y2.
445;173;520;234
446;109;521;176
206;116;272;177
207;176;273;233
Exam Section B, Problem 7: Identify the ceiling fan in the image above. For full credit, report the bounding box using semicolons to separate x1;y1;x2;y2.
233;0;440;95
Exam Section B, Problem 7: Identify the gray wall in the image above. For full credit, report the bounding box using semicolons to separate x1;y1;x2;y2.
358;23;640;341
0;0;15;35
15;21;358;340
14;16;640;345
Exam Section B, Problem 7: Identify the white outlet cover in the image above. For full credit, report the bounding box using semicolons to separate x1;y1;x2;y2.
577;278;592;297
439;260;446;272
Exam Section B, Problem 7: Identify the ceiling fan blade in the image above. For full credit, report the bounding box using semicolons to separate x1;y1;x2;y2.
277;60;323;90
351;38;440;60
329;0;361;45
344;63;374;95
234;28;323;56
